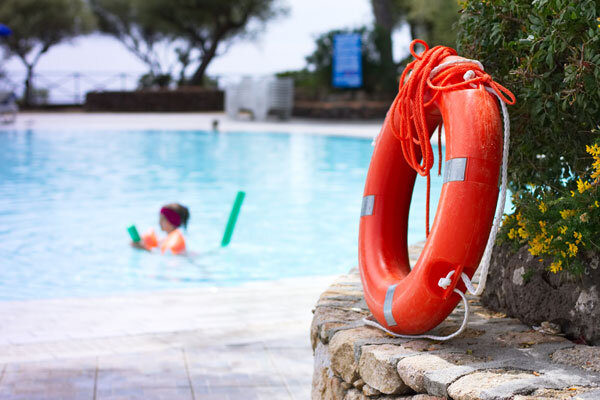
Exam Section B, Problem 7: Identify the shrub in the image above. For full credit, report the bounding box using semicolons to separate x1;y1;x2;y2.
456;0;600;192
456;0;600;276
498;138;600;275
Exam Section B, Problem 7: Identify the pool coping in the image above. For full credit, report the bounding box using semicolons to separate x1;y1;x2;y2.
0;111;446;145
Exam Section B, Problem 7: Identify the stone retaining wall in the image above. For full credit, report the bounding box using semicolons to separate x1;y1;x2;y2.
293;100;388;119
311;268;600;400
482;244;600;345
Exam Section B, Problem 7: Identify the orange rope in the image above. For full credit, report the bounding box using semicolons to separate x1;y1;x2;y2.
391;39;515;237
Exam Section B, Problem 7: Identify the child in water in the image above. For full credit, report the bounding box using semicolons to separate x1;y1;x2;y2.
131;203;190;254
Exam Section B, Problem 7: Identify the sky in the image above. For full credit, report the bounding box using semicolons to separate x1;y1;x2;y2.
1;0;412;100
3;0;412;75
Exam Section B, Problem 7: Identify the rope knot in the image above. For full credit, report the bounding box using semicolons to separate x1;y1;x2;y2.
438;271;455;290
463;70;476;81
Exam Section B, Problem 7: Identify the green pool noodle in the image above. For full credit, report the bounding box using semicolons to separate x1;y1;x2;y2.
221;191;245;247
127;224;141;242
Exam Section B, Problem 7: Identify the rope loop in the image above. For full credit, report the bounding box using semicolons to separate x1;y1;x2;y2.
409;39;429;60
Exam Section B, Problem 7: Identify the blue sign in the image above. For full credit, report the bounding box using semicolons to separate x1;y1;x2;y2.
332;33;362;88
0;24;12;37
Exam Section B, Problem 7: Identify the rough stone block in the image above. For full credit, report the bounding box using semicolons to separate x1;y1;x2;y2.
397;354;456;393
312;342;346;400
361;383;381;397
513;387;596;399
424;365;476;397
328;327;387;384
311;307;364;349
497;330;568;347
447;369;535;400
358;344;412;395
344;388;367;400
551;345;600;372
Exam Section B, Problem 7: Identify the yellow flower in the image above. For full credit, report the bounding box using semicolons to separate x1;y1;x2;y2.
528;233;548;256
539;220;547;230
587;144;600;156
508;228;517;240
571;190;576;197
573;231;585;246
577;178;592;194
549;260;563;274
567;242;578;257
559;225;568;235
538;201;547;213
518;227;529;239
595;201;599;208
560;209;576;219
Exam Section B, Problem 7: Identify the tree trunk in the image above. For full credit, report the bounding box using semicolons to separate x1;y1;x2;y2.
24;64;34;107
371;0;395;31
189;40;219;86
370;0;397;93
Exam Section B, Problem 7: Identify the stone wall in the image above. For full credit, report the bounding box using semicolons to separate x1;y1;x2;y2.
85;89;224;112
482;244;600;345
311;269;600;400
293;101;389;119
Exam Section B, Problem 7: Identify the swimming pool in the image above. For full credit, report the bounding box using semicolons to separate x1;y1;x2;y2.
0;129;447;300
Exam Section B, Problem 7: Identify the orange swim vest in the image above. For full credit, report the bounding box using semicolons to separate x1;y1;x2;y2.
141;228;186;255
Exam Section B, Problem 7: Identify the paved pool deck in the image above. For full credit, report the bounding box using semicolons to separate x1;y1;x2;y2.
0;275;338;399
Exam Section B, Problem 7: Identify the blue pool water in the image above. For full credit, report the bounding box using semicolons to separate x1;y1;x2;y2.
0;129;448;301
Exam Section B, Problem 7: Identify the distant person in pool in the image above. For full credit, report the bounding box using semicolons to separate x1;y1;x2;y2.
131;203;190;254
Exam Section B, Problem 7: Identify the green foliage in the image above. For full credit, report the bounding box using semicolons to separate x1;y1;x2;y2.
92;0;287;86
0;0;94;105
456;0;600;192
499;139;600;276
403;0;462;47
0;0;94;58
144;0;288;85
90;0;170;76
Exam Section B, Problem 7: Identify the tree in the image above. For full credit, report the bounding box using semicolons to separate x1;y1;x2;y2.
0;0;94;106
146;0;288;86
404;0;461;47
90;0;176;85
370;0;403;90
92;0;287;87
457;0;599;191
369;0;461;90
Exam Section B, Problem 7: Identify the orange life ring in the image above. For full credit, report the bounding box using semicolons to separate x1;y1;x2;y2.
358;42;514;335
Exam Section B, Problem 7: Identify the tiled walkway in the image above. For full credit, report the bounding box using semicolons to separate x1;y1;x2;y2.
0;275;336;399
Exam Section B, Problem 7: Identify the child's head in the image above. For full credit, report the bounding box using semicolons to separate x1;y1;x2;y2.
159;203;190;232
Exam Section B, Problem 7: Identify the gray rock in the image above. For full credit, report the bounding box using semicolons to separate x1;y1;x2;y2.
343;388;366;400
329;326;387;384
482;243;600;345
423;365;476;397
358;344;412;394
446;369;535;400
361;383;381;397
397;354;457;393
551;345;600;372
